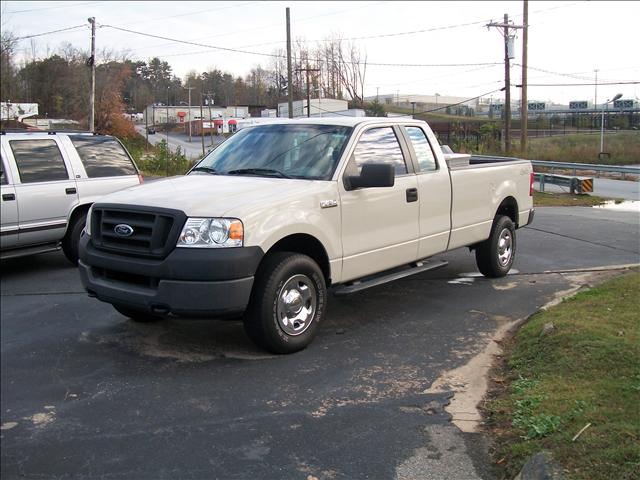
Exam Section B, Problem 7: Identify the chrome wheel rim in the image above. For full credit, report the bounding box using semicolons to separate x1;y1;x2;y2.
276;274;317;336
497;228;513;267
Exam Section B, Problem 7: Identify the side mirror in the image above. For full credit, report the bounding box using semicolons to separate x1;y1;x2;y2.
347;163;395;190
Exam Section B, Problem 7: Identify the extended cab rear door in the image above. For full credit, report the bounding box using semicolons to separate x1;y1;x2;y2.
399;124;452;257
338;125;419;282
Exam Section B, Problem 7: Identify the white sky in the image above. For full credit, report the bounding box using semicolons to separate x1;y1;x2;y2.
2;0;639;105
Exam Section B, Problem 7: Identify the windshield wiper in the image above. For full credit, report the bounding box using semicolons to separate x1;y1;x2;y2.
226;168;291;179
190;166;218;175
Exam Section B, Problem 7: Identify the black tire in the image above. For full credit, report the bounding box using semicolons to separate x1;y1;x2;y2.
113;304;164;323
244;252;326;354
475;215;516;278
62;211;87;265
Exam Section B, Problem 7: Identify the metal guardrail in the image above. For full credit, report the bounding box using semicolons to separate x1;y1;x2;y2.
471;154;640;177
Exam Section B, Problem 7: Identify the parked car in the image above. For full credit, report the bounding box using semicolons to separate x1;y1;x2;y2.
147;127;156;134
1;131;143;264
79;118;534;353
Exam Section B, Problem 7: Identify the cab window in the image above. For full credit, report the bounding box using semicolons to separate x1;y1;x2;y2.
348;127;408;176
405;126;438;172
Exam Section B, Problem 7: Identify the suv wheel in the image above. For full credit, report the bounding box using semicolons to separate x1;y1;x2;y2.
244;252;326;354
62;211;87;265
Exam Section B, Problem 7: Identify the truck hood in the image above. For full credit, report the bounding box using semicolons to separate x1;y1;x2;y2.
95;174;333;217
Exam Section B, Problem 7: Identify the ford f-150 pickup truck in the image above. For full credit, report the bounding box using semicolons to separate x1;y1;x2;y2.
79;118;534;353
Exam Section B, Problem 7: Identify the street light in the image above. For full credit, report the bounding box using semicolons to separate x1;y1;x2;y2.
600;93;622;159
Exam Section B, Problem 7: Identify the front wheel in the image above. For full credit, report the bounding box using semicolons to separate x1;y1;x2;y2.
475;215;516;278
244;252;326;354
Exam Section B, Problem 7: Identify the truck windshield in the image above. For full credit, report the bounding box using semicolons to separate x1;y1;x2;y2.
189;124;353;180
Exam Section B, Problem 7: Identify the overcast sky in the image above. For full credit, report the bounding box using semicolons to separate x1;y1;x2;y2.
2;0;638;105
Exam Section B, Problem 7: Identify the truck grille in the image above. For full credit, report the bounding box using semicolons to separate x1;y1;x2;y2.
91;205;186;258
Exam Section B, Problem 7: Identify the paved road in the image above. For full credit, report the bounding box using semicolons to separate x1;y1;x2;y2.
134;125;224;160
1;207;638;479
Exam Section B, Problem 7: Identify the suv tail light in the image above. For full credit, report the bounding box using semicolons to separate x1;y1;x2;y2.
138;174;144;184
530;172;535;196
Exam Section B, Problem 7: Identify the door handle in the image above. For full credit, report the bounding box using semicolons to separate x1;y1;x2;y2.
406;188;418;203
2;193;16;201
66;187;77;195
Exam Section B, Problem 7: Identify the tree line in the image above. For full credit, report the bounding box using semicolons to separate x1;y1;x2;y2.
1;31;369;137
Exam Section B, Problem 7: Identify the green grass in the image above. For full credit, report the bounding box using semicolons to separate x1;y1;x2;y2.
518;131;640;165
484;271;640;480
533;191;609;207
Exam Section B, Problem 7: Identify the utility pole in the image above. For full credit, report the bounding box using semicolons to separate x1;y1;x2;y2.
296;65;320;117
186;86;194;142
200;95;205;157
286;8;293;119
88;17;96;132
487;14;523;155
520;0;529;154
205;93;214;145
594;69;599;107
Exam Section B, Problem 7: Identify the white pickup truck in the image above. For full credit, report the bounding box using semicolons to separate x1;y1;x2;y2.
79;118;534;353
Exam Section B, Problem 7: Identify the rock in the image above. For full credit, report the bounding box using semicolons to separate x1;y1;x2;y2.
514;451;565;480
540;322;555;337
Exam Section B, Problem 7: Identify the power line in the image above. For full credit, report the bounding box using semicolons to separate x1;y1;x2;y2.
519;81;639;87
16;24;87;41
100;24;282;58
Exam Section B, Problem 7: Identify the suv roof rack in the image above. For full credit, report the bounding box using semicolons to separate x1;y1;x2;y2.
0;129;102;135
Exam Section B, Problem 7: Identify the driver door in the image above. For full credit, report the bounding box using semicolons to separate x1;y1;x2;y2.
338;126;419;282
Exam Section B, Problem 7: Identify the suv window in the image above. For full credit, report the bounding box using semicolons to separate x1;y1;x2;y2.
349;127;408;176
69;136;137;177
405;126;438;172
9;139;69;183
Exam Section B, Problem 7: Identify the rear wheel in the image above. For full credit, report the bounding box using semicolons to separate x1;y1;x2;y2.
475;215;516;278
244;252;326;354
62;211;87;265
113;304;164;323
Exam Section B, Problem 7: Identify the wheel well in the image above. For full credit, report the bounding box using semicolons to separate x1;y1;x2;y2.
263;234;331;285
65;203;91;238
496;197;518;227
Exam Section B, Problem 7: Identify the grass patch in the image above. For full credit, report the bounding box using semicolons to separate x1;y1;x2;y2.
533;191;609;207
484;271;640;479
519;131;640;165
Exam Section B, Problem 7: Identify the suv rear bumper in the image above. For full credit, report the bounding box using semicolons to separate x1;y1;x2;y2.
78;234;263;317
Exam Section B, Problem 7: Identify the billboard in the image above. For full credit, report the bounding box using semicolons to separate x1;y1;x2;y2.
569;101;589;109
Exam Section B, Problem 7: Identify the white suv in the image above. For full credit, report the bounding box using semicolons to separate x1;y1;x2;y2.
1;131;142;264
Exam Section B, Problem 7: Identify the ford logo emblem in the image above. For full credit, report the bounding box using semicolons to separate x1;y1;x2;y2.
114;224;134;237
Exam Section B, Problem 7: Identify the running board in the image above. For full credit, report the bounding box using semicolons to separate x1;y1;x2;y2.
333;260;449;297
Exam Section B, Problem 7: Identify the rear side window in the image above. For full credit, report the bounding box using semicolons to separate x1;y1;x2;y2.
70;136;137;177
9;139;69;183
405;126;438;172
351;127;407;176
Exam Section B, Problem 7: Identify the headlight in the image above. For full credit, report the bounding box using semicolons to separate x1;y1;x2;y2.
84;205;94;236
177;218;243;248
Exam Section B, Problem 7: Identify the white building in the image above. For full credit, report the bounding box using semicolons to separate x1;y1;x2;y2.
144;104;249;125
277;98;349;118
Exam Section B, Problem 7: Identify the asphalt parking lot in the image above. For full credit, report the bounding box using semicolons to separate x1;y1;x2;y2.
1;206;639;479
